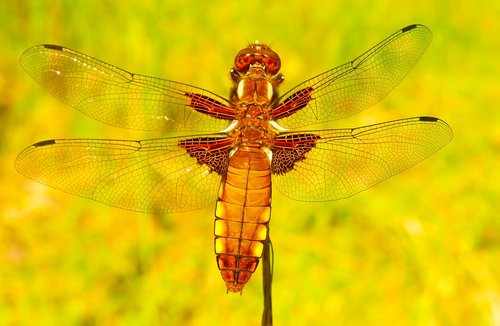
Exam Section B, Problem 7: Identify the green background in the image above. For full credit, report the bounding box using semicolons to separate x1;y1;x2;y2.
1;1;498;325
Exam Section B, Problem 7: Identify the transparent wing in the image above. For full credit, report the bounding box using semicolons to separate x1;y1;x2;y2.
272;117;452;201
275;24;433;129
20;44;234;132
15;135;231;213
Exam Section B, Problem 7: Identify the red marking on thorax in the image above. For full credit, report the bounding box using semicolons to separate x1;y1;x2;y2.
177;137;233;174
271;133;320;174
273;87;313;119
184;92;236;120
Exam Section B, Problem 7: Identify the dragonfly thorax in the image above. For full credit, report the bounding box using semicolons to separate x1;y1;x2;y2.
236;72;274;103
230;104;276;148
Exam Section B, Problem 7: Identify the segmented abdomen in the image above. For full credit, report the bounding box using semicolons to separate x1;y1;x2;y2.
214;146;272;292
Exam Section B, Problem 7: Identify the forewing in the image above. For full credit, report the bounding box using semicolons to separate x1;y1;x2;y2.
20;45;234;132
272;117;452;201
15;135;230;213
275;24;432;129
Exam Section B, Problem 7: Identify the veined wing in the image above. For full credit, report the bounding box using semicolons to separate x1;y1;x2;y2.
272;117;452;201
20;45;235;132
275;24;432;129
15;135;231;213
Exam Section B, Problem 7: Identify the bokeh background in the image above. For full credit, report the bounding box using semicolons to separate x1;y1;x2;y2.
1;0;498;325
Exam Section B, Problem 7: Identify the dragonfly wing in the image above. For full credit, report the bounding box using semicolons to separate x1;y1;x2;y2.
272;117;452;201
274;24;432;129
21;45;235;132
15;135;232;213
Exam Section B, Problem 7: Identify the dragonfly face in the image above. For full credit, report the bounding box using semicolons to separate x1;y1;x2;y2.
16;24;452;292
233;43;281;75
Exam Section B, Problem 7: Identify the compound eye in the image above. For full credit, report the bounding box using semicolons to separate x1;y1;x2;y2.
235;53;254;72
262;56;281;75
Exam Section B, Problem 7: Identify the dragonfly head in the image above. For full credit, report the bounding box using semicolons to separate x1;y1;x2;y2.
234;43;281;75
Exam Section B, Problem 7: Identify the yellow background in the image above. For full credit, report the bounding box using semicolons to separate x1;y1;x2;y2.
1;1;498;325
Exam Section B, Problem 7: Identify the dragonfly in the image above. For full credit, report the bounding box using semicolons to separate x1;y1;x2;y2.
16;24;452;293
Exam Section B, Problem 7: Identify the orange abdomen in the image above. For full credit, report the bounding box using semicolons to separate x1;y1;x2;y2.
214;146;271;292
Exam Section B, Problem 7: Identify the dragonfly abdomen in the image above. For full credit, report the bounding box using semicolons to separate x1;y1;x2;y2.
214;146;271;292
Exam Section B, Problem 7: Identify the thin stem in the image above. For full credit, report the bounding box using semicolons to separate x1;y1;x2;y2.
261;236;273;326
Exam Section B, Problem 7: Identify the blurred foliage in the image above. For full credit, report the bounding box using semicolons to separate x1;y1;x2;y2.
1;0;499;325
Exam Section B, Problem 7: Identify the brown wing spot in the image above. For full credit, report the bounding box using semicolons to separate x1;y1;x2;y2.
34;139;57;147
178;136;232;175
273;86;313;120
419;116;438;122
43;44;64;51
271;133;320;175
402;24;418;33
